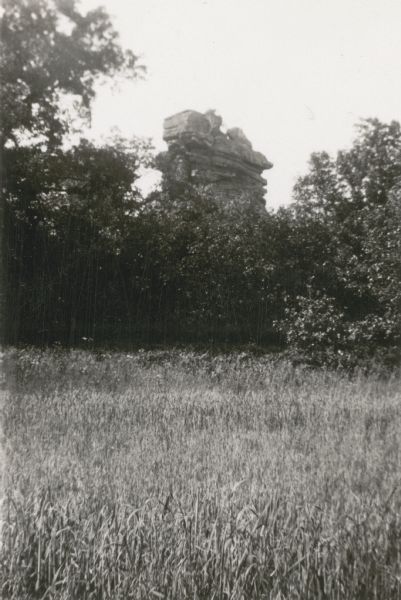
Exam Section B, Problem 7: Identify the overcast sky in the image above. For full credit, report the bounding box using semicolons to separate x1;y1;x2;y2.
81;0;401;208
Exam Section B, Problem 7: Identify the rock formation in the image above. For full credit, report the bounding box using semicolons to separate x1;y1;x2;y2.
157;109;273;207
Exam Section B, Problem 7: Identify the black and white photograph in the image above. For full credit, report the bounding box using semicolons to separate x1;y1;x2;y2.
1;0;401;597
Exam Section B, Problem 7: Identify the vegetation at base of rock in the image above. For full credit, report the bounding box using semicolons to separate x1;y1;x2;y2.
2;348;401;599
3;125;401;365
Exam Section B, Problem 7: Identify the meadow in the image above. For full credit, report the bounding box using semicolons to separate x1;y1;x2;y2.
1;348;400;599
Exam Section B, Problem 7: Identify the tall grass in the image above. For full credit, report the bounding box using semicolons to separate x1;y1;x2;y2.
1;348;401;599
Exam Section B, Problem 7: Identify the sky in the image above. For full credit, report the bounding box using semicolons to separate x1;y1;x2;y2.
81;0;401;208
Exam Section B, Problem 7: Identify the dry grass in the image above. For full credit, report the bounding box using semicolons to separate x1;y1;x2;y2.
1;348;401;599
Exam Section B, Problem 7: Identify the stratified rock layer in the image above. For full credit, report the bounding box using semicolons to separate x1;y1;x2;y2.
158;109;273;206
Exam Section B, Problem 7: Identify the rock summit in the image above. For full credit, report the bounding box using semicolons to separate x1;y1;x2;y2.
158;109;273;207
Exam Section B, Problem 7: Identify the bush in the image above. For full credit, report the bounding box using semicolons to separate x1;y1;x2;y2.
276;294;400;368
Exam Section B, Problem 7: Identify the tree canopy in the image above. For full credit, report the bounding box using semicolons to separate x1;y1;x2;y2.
0;0;142;149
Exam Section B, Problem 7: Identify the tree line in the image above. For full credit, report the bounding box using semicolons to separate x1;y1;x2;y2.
1;0;400;366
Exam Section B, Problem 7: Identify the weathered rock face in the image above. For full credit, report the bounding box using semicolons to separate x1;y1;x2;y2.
157;109;273;207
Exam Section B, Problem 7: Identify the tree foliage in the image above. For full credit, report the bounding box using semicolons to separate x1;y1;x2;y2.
279;119;401;366
0;0;141;149
0;0;145;344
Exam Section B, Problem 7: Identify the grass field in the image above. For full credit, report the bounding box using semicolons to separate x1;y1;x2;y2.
1;348;401;599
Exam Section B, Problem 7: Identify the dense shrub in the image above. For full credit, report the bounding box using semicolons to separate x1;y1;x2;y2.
277;294;400;368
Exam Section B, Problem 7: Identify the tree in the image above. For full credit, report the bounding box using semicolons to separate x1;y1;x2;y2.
0;0;142;149
4;137;150;343
294;119;401;218
133;187;281;345
278;119;401;365
0;0;146;344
